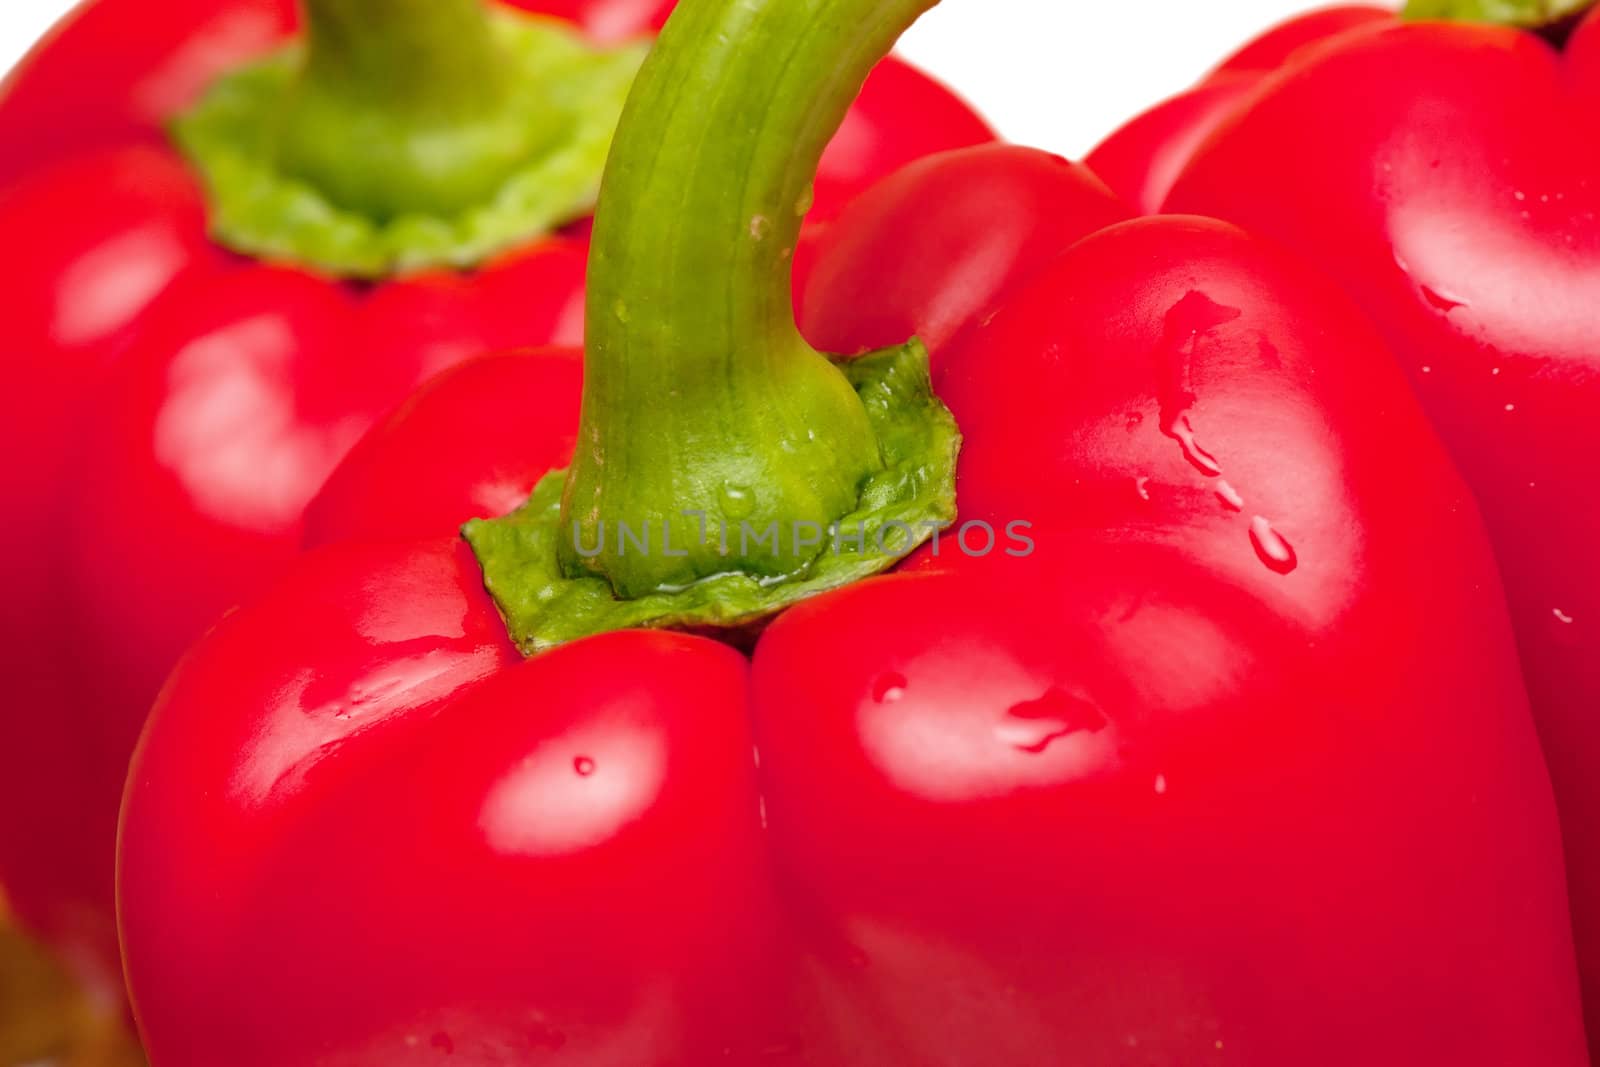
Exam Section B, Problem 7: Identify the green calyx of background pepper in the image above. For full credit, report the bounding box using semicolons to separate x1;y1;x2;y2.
174;0;646;278
1403;0;1598;31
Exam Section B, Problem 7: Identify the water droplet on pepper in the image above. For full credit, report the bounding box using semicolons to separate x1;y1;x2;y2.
872;673;907;704
1250;516;1298;575
720;484;756;520
1155;291;1239;479
996;688;1109;754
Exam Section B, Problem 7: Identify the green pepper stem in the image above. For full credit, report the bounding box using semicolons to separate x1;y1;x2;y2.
278;0;539;219
1402;0;1597;31
562;0;941;599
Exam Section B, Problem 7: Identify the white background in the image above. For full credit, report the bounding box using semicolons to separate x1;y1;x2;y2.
0;1;1369;157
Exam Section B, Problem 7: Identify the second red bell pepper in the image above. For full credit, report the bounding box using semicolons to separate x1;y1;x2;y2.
1095;0;1600;1048
121;0;1587;1062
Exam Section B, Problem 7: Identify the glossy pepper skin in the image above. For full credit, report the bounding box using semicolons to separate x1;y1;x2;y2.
121;0;1588;1061
1094;3;1600;1048
1084;6;1392;215
0;0;991;983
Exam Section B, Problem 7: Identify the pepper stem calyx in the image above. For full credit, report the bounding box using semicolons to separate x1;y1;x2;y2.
466;0;961;655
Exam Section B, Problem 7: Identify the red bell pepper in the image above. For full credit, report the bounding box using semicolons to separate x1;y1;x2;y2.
1095;0;1600;1050
120;0;1588;1062
1085;5;1393;215
0;0;990;990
